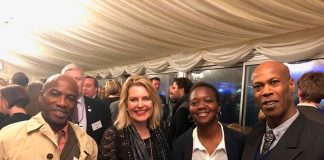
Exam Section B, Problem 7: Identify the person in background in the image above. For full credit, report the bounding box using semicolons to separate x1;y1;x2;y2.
99;75;170;160
150;77;168;125
25;81;44;116
242;61;324;160
296;71;324;125
167;77;194;145
103;79;121;122
0;78;7;88
0;85;30;129
0;78;8;125
61;63;112;145
150;77;166;105
99;87;106;99
10;72;29;88
172;82;245;160
0;74;97;159
83;76;101;101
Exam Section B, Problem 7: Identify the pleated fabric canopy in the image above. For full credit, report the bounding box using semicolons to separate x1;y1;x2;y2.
0;0;324;79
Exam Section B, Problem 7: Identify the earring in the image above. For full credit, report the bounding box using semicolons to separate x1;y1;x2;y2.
126;108;128;112
216;112;222;119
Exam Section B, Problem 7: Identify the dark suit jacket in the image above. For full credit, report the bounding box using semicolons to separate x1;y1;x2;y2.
84;96;112;145
93;94;101;101
167;96;194;146
297;104;324;125
172;125;246;160
0;113;31;129
242;114;324;160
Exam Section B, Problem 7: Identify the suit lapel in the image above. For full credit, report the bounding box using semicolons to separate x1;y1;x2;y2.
84;97;93;132
244;123;265;159
267;115;304;160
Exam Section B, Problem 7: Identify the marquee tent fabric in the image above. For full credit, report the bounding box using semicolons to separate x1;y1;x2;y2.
0;0;324;79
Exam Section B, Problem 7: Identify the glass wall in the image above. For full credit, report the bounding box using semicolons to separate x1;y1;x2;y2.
189;67;243;125
243;59;324;131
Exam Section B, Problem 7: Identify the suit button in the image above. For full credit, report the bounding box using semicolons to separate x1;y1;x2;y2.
47;153;53;159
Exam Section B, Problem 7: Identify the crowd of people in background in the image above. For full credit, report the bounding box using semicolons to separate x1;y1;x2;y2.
0;61;323;159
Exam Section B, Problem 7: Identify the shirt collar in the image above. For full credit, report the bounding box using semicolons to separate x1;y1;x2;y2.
266;110;299;140
26;113;69;138
78;96;85;105
297;102;319;109
215;123;226;152
193;122;226;153
55;124;69;140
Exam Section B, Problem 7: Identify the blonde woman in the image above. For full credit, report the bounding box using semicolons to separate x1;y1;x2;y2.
99;75;170;160
103;79;121;121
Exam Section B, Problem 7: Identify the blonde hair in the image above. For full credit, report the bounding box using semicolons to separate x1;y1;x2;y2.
115;75;162;130
258;110;266;122
104;79;121;98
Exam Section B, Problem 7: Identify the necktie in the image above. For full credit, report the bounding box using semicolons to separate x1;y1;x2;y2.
57;130;66;153
261;129;275;155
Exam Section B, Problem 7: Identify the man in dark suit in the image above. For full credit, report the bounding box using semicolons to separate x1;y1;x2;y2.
296;71;324;125
83;76;101;101
62;64;112;145
167;78;194;145
150;77;166;105
242;61;324;160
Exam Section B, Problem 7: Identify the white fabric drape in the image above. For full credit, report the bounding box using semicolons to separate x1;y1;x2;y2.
0;1;324;78
88;27;324;77
255;27;324;62
124;64;146;76
144;57;169;73
202;42;254;66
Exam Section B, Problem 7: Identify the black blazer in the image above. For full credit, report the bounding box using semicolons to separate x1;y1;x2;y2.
84;96;112;145
242;114;324;160
297;105;324;125
172;125;246;160
0;113;31;129
168;95;194;146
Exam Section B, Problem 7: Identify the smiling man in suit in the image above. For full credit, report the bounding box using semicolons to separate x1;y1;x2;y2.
242;61;324;160
62;63;112;145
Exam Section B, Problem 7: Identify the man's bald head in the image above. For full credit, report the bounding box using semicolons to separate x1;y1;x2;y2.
252;61;291;82
42;74;78;95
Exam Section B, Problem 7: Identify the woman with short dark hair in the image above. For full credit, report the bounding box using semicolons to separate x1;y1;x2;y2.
0;85;31;129
172;82;246;160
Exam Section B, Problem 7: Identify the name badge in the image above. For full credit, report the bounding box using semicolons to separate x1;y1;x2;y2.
91;121;102;131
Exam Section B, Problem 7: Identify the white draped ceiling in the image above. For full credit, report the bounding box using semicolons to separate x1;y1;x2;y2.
0;0;324;79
